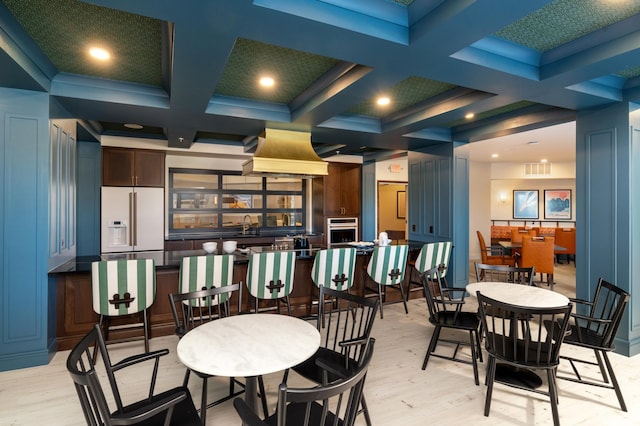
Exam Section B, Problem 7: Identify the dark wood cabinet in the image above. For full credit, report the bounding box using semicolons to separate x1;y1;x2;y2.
102;147;165;187
312;162;361;236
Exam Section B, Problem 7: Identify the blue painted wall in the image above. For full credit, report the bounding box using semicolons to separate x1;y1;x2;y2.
76;141;101;256
0;88;52;371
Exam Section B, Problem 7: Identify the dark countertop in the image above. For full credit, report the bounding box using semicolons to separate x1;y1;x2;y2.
48;240;426;274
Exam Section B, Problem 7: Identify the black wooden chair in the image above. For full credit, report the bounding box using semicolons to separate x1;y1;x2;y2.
554;277;630;412
474;262;535;285
421;267;482;385
284;285;378;425
169;283;268;424
478;292;572;426
67;324;202;426
233;338;375;426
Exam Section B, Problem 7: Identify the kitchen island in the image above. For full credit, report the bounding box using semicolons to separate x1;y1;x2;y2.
50;243;421;350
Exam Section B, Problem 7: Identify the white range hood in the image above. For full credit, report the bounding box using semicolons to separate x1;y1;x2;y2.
242;128;328;178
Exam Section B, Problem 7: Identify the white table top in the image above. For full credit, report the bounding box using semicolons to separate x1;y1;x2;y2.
466;282;569;308
177;314;320;378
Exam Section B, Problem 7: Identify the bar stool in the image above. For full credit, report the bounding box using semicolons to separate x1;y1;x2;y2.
246;251;296;315
405;241;452;301
310;247;357;317
91;258;155;354
363;245;409;319
179;254;235;303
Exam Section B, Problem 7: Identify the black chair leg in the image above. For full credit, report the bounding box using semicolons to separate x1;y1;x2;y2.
601;350;628;412
484;356;496;417
201;376;208;425
360;394;372;426
422;326;441;370
468;330;479;385
547;369;560;426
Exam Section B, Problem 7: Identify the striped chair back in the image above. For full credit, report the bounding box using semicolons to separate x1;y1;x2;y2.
179;255;235;306
246;251;296;300
414;242;452;278
91;259;156;316
366;245;409;286
311;248;356;291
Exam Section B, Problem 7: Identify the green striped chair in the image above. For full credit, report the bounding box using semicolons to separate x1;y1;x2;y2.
310;248;357;318
91;259;156;353
246;251;296;315
179;254;235;308
364;245;409;319
406;241;453;300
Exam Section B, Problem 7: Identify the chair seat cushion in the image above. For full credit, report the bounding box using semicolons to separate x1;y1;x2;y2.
562;324;609;349
264;401;342;426
292;347;357;384
432;311;480;330
112;386;201;426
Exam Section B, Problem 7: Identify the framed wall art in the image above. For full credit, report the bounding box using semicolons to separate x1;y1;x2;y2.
513;190;539;219
397;191;406;219
544;189;572;219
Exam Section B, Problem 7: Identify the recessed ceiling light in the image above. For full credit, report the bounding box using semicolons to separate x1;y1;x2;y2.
491;153;499;158
377;97;390;106
528;140;539;145
124;123;143;129
465;112;475;119
259;76;275;87
89;47;110;60
541;158;548;163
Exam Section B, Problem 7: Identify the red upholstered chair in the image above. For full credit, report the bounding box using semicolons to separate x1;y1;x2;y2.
518;236;555;289
477;231;515;268
554;227;576;265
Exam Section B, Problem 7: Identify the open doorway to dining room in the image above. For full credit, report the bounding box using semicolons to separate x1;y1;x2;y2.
377;181;408;242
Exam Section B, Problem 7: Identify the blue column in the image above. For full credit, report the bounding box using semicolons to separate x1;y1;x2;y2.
575;102;640;356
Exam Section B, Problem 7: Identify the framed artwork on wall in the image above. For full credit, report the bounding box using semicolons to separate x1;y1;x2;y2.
513;190;539;219
544;189;572;219
397;191;406;219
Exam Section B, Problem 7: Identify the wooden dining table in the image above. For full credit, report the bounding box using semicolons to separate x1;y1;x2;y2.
466;282;570;389
177;314;320;423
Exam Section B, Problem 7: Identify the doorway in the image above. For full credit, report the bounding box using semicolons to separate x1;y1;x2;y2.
377;181;408;241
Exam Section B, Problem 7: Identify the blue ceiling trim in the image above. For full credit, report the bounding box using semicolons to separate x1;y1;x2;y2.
451;37;540;81
566;75;625;102
207;95;291;123
403;127;451;142
317;114;381;133
51;73;170;108
319;0;408;26
254;0;408;45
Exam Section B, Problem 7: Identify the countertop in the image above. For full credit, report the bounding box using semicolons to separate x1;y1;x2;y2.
49;240;426;274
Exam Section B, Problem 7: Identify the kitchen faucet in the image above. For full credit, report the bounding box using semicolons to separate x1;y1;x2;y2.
242;214;252;236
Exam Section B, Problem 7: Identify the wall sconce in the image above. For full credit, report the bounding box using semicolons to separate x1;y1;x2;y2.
499;192;508;204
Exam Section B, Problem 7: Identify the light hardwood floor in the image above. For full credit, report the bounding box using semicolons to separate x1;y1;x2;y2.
1;263;638;425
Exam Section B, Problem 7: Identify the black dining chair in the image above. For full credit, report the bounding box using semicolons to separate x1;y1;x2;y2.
554;277;630;411
474;262;535;285
284;285;378;425
421;267;482;385
478;292;572;426
67;324;202;426
234;338;375;426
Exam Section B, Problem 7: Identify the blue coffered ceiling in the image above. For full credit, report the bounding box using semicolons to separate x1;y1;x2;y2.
1;0;639;155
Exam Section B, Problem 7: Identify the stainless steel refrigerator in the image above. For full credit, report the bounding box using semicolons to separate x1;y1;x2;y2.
101;186;164;253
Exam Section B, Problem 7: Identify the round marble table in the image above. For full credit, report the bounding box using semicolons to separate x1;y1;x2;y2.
466;282;570;389
466;282;569;308
177;313;320;417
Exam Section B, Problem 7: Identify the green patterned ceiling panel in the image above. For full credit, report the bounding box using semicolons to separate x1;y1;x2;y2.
214;38;340;104
346;76;456;118
446;100;536;128
616;65;640;79
2;0;163;86
494;0;640;52
389;0;415;5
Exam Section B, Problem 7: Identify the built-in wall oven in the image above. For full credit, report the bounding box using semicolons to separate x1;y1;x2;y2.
327;217;359;246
